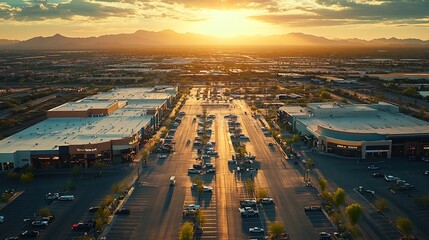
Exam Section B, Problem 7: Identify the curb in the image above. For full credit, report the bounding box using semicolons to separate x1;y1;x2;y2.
98;187;135;239
0;191;23;211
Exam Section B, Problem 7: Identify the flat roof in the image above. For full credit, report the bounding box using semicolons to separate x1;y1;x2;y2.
85;87;173;101
279;106;308;117
299;111;429;136
0;113;152;153
48;100;121;112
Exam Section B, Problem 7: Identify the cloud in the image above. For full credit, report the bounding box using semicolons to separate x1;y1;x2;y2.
162;0;278;9
250;0;429;27
0;0;135;21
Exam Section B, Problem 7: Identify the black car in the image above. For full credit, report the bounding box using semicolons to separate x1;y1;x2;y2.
372;172;385;178
89;206;100;212
115;209;130;215
20;230;40;238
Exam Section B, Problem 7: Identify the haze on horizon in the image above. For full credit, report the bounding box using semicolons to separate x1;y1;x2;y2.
0;0;429;41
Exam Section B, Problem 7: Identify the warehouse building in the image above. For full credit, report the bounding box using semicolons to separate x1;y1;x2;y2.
0;86;177;171
278;102;429;160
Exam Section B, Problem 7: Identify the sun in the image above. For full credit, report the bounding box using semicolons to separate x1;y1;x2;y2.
193;10;258;38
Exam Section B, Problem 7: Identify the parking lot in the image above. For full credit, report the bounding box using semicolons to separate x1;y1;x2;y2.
303;145;429;239
0;169;131;240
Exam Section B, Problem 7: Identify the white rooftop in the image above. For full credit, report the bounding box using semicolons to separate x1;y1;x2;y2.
48;100;121;112
85;87;173;101
0;114;152;153
300;111;429;136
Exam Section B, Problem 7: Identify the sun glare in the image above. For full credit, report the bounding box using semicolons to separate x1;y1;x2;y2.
194;10;258;38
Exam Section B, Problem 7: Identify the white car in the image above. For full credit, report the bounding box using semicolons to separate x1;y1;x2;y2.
301;159;307;164
58;195;74;201
249;227;264;233
186;204;201;211
203;186;213;192
385;175;398;182
0;215;4;223
365;189;375;195
159;154;168;159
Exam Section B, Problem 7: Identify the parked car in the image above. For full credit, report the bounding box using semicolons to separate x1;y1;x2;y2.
240;199;257;207
372;172;385;178
20;230;39;238
365;189;375;195
89;206;100;212
425;170;429;175
260;198;274;204
31;220;48;227
0;215;4;223
203;186;213;192
319;232;331;239
385;175;398;182
368;165;380;170
186;204;201;211
58;195;74;201
72;222;94;231
249;227;264;233
304;206;322;211
115;209;131;215
188;168;200;174
45;192;59;200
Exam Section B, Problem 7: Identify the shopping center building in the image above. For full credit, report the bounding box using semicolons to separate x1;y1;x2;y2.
278;102;429;160
0;86;177;171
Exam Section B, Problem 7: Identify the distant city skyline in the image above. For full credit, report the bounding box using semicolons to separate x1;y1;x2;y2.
1;0;429;41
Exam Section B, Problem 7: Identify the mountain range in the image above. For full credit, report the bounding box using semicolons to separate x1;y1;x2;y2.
0;29;428;50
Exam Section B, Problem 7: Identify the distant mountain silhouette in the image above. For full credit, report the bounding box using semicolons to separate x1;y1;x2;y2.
2;30;429;50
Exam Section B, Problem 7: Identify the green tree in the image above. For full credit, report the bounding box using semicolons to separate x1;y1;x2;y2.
179;221;194;240
306;158;314;169
65;178;76;191
374;198;388;213
256;188;268;199
100;195;114;209
195;210;206;228
20;172;33;189
346;203;363;225
292;134;300;143
318;178;328;192
332;188;346;208
38;207;52;217
396;217;413;239
71;165;81;179
268;222;285;239
93;161;106;176
245;178;255;195
403;87;418;97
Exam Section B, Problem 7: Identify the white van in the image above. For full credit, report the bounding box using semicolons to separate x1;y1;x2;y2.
169;176;176;186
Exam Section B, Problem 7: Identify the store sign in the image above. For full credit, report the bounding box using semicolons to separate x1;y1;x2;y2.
336;144;358;149
77;148;97;152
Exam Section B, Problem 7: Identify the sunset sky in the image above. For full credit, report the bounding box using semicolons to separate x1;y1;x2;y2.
1;0;429;40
